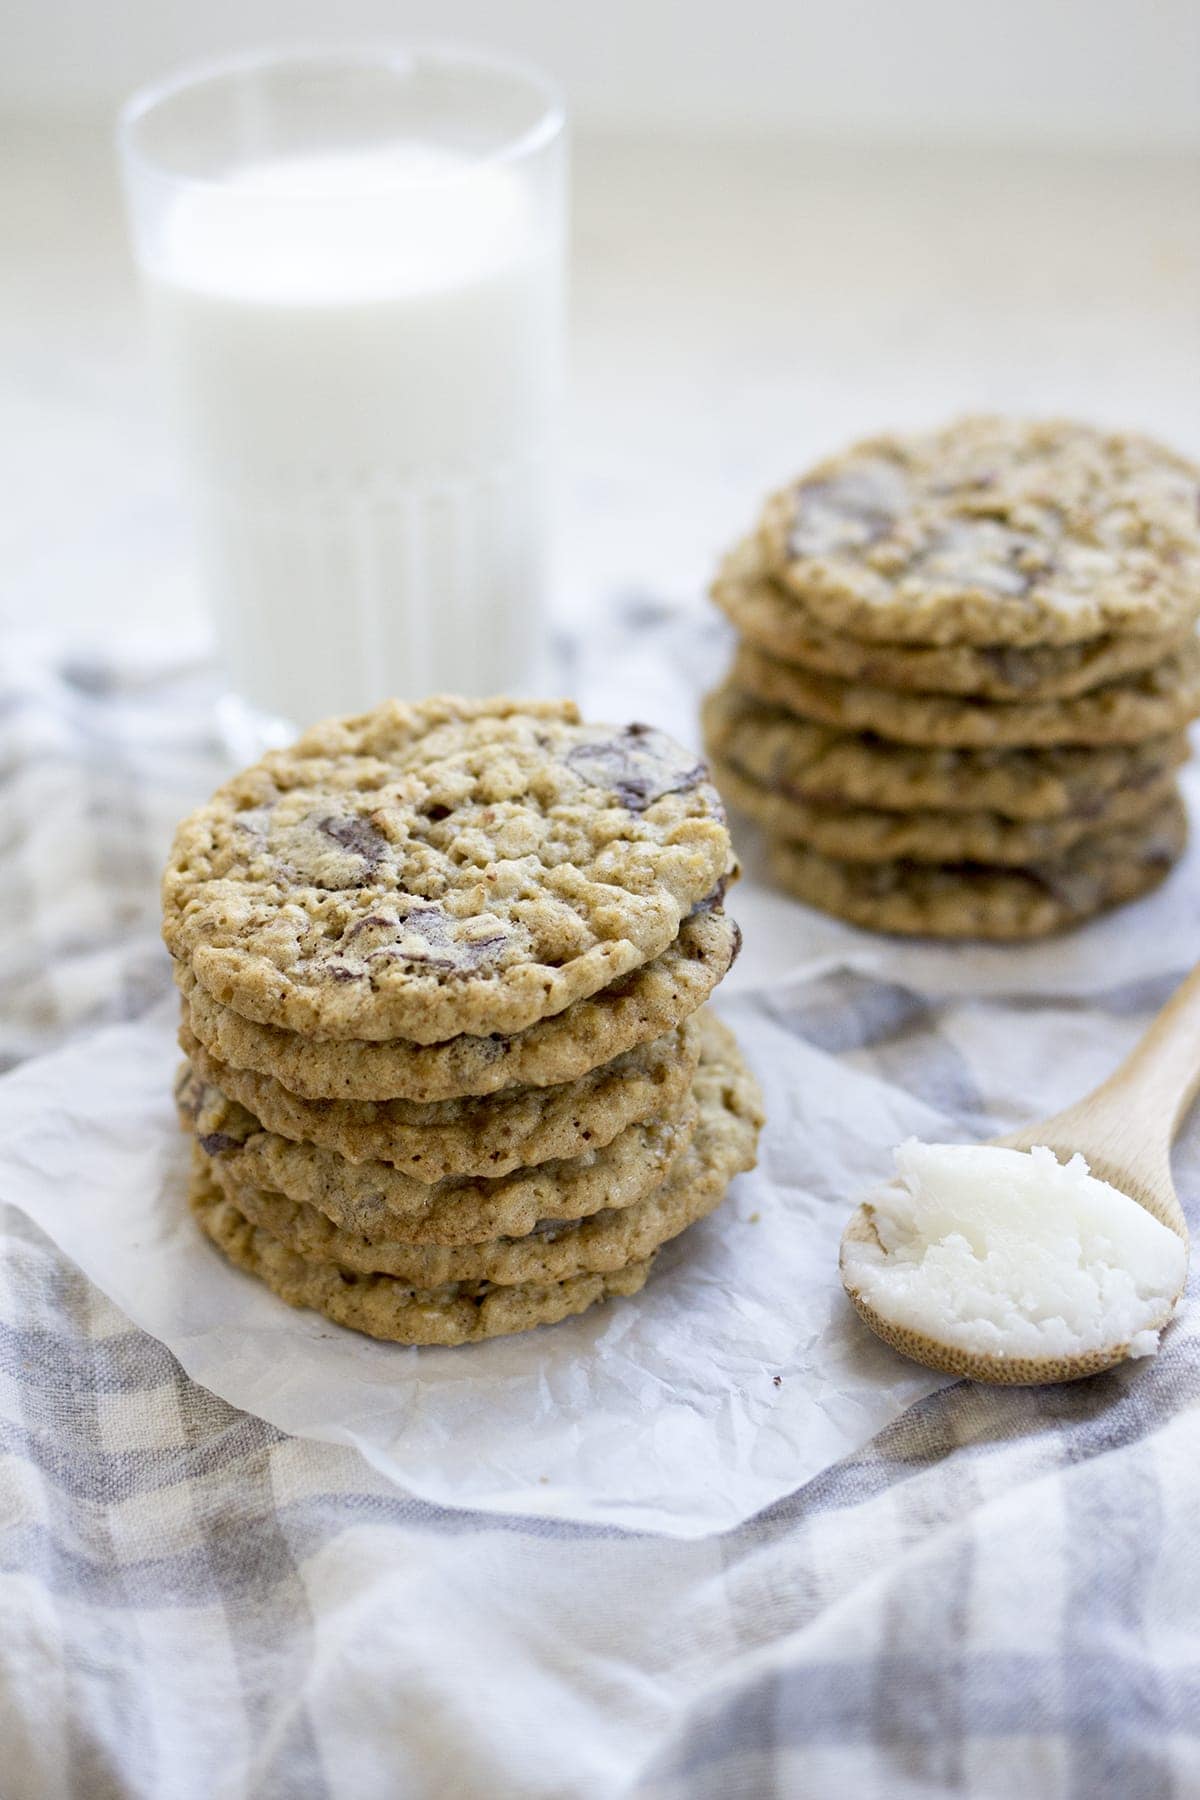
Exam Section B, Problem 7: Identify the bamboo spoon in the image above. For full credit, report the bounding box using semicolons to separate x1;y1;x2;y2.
840;960;1200;1385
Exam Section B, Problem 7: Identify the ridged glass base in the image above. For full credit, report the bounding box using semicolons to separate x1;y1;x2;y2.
196;458;551;729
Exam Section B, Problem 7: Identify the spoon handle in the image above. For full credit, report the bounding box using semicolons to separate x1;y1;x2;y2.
997;960;1200;1240
1097;958;1200;1145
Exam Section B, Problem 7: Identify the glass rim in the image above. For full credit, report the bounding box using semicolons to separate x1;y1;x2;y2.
117;40;566;192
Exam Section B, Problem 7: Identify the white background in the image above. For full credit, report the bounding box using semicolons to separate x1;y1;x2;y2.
5;0;1200;147
1;2;1197;644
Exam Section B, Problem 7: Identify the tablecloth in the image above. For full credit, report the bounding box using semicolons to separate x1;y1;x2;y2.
2;635;1199;1799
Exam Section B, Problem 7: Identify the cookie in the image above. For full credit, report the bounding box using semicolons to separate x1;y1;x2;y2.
179;1014;702;1178
709;744;1178;866
757;417;1200;647
766;794;1186;939
714;535;1191;700
190;1154;657;1347
701;684;1189;822
176;904;739;1103
163;696;732;1045
732;639;1200;748
178;1070;701;1246
194;1015;763;1288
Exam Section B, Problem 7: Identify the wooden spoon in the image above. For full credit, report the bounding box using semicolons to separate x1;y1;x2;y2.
841;961;1199;1385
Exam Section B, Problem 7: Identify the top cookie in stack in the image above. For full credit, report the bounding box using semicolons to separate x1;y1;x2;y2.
166;696;762;1346
704;417;1200;939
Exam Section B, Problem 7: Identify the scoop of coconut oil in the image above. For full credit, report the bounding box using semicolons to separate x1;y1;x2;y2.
842;1141;1187;1364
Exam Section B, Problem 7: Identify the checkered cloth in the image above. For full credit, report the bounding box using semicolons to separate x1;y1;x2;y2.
2;643;1199;1800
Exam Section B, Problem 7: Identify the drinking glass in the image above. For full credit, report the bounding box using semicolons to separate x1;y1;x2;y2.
119;45;567;740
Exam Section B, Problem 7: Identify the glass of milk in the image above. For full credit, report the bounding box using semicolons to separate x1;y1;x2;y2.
119;46;566;736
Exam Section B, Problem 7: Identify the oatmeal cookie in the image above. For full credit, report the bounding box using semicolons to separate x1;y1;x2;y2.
757;417;1200;647
194;1015;762;1287
176;905;739;1102
709;745;1178;866
179;1014;701;1178
714;534;1192;699
766;794;1186;938
701;684;1188;822
164;696;731;1043
731;639;1200;749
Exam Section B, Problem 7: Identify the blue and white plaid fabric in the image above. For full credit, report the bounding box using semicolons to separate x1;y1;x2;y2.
2;644;1198;1799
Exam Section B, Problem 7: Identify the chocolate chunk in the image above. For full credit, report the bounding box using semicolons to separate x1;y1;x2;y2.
338;902;508;976
689;876;730;916
269;809;388;891
174;1067;205;1119
789;464;906;558
404;903;454;943
319;815;386;865
463;933;510;964
529;1217;575;1240
198;1131;242;1156
914;520;1041;597
345;913;396;940
566;726;707;812
395;905;508;972
382;904;460;967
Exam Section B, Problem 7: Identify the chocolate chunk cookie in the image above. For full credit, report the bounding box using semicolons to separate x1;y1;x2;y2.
176;905;739;1103
186;1020;763;1343
709;745;1178;866
757;418;1200;647
179;1014;702;1178
732;638;1200;749
164;696;732;1044
766;794;1186;939
701;684;1189;822
178;1069;700;1246
190;1014;762;1286
714;534;1192;699
190;1155;659;1348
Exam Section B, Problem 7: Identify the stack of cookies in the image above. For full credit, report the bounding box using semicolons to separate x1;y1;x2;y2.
704;418;1200;939
165;696;762;1347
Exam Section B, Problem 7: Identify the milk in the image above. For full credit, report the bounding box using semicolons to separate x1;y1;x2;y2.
139;147;563;723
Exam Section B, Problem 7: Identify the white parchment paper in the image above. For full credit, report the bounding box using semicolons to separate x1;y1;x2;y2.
2;764;1197;1536
0;992;950;1537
